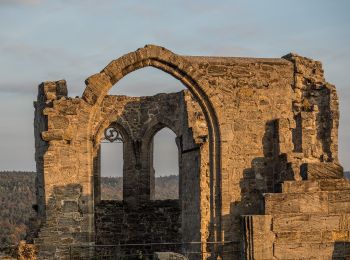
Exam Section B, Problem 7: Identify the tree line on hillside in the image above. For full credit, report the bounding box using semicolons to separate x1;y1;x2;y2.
100;175;179;200
0;171;36;247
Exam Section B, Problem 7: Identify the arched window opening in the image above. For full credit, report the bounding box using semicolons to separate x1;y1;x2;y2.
152;127;179;200
107;67;185;201
91;50;215;249
100;126;124;200
109;67;186;96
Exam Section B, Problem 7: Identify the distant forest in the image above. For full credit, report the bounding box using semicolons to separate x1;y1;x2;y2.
0;171;179;247
0;171;36;247
101;175;179;200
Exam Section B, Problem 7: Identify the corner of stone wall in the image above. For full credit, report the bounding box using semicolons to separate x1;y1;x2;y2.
242;215;274;260
180;90;211;247
38;79;68;102
34;80;68;218
282;53;341;177
34;79;97;258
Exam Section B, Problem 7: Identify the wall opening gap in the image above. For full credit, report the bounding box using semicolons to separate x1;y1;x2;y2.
152;127;179;200
109;67;186;96
100;141;123;200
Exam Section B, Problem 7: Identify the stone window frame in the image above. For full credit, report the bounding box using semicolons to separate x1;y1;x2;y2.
93;121;131;203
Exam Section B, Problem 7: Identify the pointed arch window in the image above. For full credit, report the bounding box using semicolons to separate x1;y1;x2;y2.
99;125;125;201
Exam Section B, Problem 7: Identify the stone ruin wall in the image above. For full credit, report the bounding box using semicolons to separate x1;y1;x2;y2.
34;82;210;258
32;45;344;259
93;90;209;250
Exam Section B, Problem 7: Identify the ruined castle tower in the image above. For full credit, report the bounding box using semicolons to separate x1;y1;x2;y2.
33;45;347;259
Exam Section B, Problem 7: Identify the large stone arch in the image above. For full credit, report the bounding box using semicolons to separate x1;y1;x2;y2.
83;45;222;244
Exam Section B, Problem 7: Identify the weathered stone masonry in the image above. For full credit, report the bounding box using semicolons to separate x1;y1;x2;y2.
92;91;208;255
33;45;347;259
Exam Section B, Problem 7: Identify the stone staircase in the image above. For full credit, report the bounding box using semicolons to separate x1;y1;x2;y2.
243;164;350;259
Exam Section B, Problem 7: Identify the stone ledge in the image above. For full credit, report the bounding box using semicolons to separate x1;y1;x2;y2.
265;190;350;215
273;242;350;259
301;162;344;180
282;179;350;193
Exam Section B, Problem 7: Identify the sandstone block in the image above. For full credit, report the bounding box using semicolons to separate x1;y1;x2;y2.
301;162;344;180
242;215;274;259
272;214;340;232
274;242;335;259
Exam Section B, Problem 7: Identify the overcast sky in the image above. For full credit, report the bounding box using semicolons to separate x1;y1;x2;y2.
0;0;349;176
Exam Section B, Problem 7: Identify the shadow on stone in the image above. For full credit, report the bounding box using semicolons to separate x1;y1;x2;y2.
332;242;350;259
222;120;297;258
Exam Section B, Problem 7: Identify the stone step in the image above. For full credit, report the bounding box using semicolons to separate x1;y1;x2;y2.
275;213;350;233
282;179;350;193
275;229;350;244
300;162;344;180
273;242;350;259
264;190;350;214
271;213;348;233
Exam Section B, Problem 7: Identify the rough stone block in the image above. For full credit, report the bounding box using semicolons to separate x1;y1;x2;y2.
62;200;78;213
319;179;350;191
301;162;344;180
273;214;340;232
242;215;274;259
265;192;329;214
274;242;335;259
282;180;320;193
299;192;328;214
265;193;300;214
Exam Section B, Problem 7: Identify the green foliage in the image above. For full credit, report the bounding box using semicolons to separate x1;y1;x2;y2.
0;171;36;247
